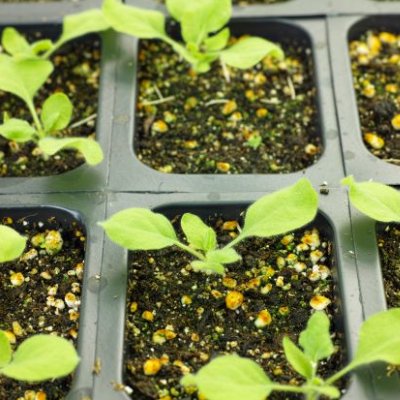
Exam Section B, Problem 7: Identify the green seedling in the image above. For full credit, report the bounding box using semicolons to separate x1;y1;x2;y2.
1;9;109;60
182;308;400;400
100;178;318;275
0;226;80;382
102;0;284;74
0;56;103;165
342;175;400;222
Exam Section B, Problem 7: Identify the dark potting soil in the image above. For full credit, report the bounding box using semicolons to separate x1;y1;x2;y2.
136;37;321;174
0;33;101;177
377;224;400;308
124;215;346;399
350;30;400;166
0;215;86;399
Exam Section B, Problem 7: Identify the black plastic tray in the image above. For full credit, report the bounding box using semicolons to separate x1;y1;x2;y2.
92;188;375;400
0;8;117;194
0;192;106;400
108;17;345;193
328;15;400;185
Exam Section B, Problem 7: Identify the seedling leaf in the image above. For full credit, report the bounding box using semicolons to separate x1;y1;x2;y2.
299;311;334;363
31;39;54;56
204;28;230;52
240;178;318;239
191;260;225;275
166;0;194;22
0;331;12;368
283;337;313;379
181;213;217;252
342;176;400;222
103;0;166;39
0;118;36;142
181;354;272;400
0;225;26;263
38;137;103;166
0;55;53;104
1;334;79;382
220;37;284;69
58;9;110;47
41;93;73;133
100;208;178;250
349;308;400;369
192;248;241;274
1;28;31;57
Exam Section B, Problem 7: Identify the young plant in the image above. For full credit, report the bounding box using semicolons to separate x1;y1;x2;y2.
0;226;80;382
0;56;103;165
100;178;318;275
341;175;400;222
182;308;400;400
1;9;110;60
102;0;284;73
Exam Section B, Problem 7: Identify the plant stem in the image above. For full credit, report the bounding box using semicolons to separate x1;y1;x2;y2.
325;364;354;385
174;242;206;261
42;40;62;60
26;99;44;138
224;234;245;250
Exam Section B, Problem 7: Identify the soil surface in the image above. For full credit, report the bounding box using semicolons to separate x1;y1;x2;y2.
350;30;400;166
0;32;100;177
136;35;321;174
0;213;86;399
124;213;346;399
377;224;400;308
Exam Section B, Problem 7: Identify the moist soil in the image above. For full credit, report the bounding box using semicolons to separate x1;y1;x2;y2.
349;30;400;166
0;213;86;399
0;32;100;177
136;36;321;174
377;224;400;308
124;213;346;399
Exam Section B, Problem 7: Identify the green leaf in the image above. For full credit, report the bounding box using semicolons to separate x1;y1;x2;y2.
38;137;103;166
103;0;166;39
41;93;73;133
0;118;36;142
1;334;79;382
99;208;178;250
349;308;400;369
240;178;318;240
204;28;230;52
0;331;12;369
299;312;334;363
166;0;193;22
313;385;341;398
191;248;240;275
181;0;231;45
342;176;400;222
57;9;110;48
1;27;31;57
31;39;54;56
283;336;313;379
0;54;53;104
181;354;272;400
0;225;26;263
220;37;284;69
191;260;225;275
181;213;216;252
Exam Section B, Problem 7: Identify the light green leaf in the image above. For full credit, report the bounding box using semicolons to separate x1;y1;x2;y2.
181;213;216;252
191;260;225;275
204;28;230;52
166;0;193;22
103;0;166;39
220;37;284;69
181;354;272;400
0;54;53;104
349;308;400;369
283;336;313;379
181;0;231;45
0;330;12;368
31;39;54;56
207;248;241;264
38;137;103;166
99;208;178;250
342;176;400;222
41;93;73;133
314;385;341;398
1;334;79;382
1;27;31;57
299;312;334;363
0;118;36;142
57;9;110;48
240;178;318;240
0;225;26;263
